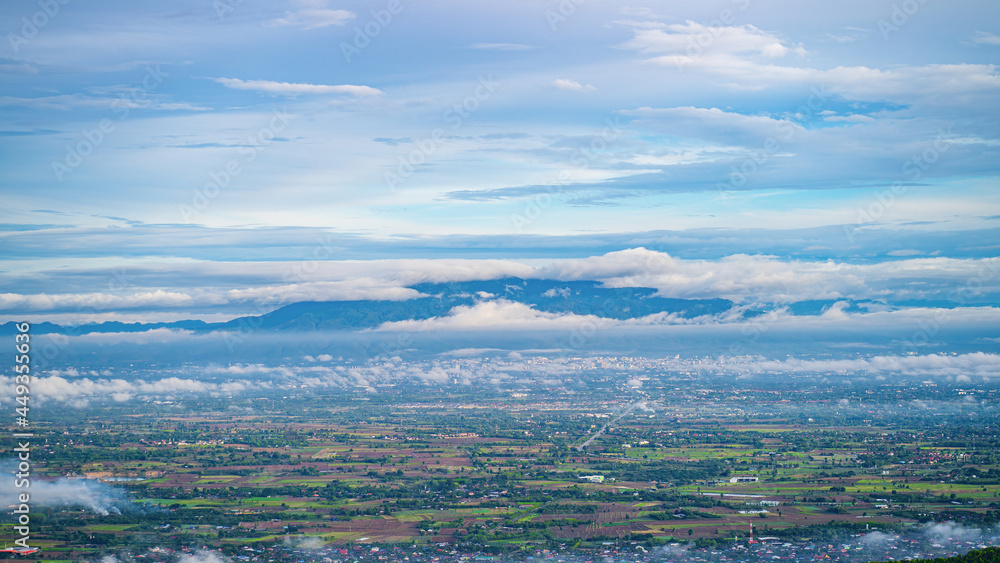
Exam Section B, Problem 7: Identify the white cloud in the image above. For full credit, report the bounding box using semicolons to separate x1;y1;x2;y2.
539;249;1000;303
971;31;1000;46
470;43;532;51
0;57;38;74
816;63;1000;104
552;78;595;92
619;21;806;62
824;27;869;43
0;94;209;111
224;280;423;304
178;551;232;563
620;106;804;145
823;114;876;123
375;299;616;331
14;345;1000;408
203;364;296;378
705;351;1000;379
539;248;861;302
263;0;354;29
542;287;571;298
5;251;999;320
59;328;198;346
0;289;202;312
371;288;1000;338
0;281;422;314
440;348;506;356
26;375;255;403
213;78;382;97
619;20;1000;104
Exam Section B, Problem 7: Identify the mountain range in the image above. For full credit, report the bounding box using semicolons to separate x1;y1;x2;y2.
0;277;979;336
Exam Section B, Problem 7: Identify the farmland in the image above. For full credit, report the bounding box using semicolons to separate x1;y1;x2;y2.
5;371;1000;561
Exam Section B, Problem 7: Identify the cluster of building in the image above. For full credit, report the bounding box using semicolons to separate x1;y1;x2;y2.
102;531;1000;563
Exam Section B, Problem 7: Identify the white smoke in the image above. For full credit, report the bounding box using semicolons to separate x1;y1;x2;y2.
923;521;984;543
284;535;326;550
636;401;656;413
860;531;895;545
0;460;143;516
653;543;691;557
178;551;232;563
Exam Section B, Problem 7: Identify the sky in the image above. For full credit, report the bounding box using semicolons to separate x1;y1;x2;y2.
1;0;999;330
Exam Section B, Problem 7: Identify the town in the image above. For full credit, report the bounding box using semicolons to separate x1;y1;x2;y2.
7;355;1000;561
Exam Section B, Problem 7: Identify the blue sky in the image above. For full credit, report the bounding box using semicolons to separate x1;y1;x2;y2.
1;0;999;327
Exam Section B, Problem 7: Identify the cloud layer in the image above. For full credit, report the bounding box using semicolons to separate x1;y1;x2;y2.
3;250;997;324
13;350;1000;407
213;78;382;97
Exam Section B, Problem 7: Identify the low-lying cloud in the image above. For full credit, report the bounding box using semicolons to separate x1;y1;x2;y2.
13;349;1000;408
3;250;998;324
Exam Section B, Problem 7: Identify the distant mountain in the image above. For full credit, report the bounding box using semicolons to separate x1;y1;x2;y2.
218;298;454;332
0;278;733;336
205;278;734;332
6;277;979;337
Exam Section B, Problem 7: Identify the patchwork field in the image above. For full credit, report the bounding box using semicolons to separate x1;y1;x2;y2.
5;383;1000;560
